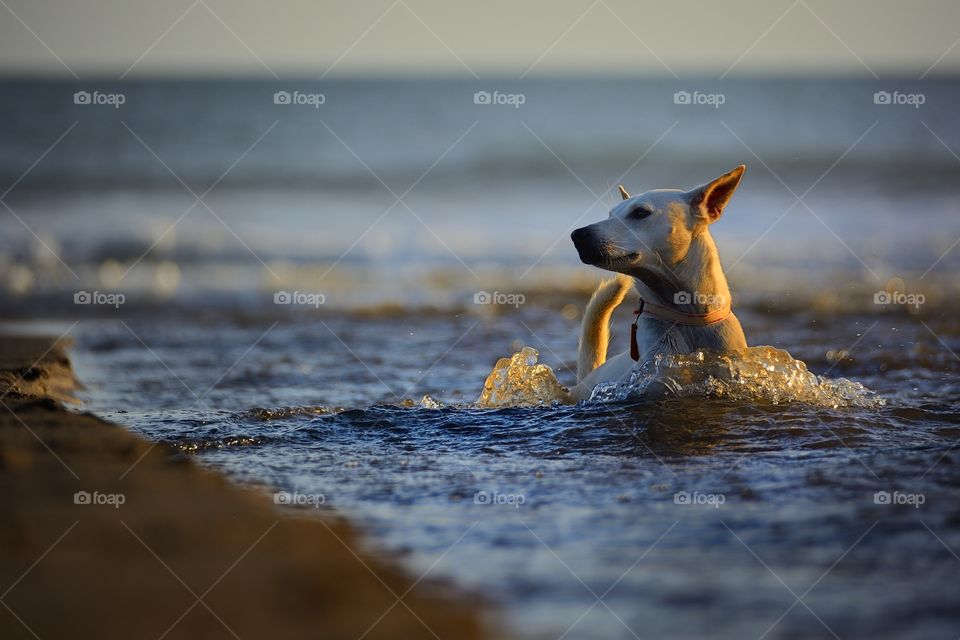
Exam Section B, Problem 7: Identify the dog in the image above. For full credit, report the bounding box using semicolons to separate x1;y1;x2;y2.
569;165;749;401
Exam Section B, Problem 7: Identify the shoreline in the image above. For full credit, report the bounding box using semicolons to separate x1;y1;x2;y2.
0;333;494;639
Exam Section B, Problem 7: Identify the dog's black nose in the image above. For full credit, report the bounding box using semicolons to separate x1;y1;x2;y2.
571;226;600;265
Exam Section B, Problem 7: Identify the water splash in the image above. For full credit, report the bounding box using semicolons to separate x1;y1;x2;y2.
476;347;572;408
592;346;883;408
477;346;883;409
418;395;443;409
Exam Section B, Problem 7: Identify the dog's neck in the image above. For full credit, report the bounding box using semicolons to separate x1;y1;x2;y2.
630;231;732;314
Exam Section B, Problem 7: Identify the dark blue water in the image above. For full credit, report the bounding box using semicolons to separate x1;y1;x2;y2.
70;302;960;640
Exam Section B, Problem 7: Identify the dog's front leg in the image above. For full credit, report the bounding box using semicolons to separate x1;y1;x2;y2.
569;350;637;401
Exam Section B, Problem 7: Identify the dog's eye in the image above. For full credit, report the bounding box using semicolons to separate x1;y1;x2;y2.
630;207;652;219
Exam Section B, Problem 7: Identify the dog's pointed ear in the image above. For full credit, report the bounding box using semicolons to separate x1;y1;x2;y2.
618;185;631;200
688;165;745;223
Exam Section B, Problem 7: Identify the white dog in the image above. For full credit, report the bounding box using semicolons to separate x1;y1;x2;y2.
569;166;749;401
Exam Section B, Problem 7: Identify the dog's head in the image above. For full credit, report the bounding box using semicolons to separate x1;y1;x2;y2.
571;165;745;275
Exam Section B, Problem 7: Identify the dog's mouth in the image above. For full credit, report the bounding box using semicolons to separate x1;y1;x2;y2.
571;226;642;269
572;228;634;265
598;252;639;267
575;245;639;267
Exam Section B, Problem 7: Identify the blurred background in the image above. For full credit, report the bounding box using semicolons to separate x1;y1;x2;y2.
1;0;958;316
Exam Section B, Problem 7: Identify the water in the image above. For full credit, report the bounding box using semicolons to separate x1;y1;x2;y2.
68;302;960;639
477;344;883;408
2;77;959;312
5;77;960;638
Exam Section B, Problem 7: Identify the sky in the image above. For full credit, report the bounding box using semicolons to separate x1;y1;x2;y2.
1;0;959;77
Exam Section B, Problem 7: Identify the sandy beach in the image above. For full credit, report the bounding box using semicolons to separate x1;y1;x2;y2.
0;334;492;640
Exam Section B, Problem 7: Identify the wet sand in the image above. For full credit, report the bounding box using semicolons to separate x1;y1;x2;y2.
0;334;492;639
